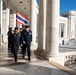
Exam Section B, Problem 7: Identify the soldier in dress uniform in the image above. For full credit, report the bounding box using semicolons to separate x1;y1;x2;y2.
10;27;21;62
7;27;12;52
21;25;32;61
9;30;14;53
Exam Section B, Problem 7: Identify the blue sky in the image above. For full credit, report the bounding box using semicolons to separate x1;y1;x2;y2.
36;0;39;5
37;0;76;14
60;0;76;14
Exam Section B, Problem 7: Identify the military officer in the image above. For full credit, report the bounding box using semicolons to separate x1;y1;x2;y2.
7;27;12;52
10;27;21;62
21;25;32;61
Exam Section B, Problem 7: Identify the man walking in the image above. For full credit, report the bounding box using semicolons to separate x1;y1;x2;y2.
10;27;21;62
7;27;12;52
21;25;32;61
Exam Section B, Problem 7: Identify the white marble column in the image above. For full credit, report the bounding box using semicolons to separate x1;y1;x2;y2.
34;0;48;57
2;0;10;43
6;0;10;27
38;0;46;50
9;9;16;30
71;24;75;38
0;0;3;45
43;0;47;49
30;0;37;45
45;0;60;56
37;0;44;49
59;23;61;38
64;23;67;38
10;14;16;29
2;8;10;43
68;11;76;39
28;0;31;26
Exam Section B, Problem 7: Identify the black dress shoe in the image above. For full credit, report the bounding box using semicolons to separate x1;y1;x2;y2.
23;57;24;59
15;59;17;62
28;58;31;61
23;55;25;59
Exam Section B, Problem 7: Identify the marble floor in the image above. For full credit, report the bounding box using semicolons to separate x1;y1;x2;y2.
67;63;76;71
0;43;70;75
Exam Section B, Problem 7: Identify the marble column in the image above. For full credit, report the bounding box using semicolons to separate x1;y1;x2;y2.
68;11;76;39
37;0;44;49
28;0;31;26
64;23;67;38
35;0;60;58
59;23;61;38
30;0;37;45
35;0;65;64
43;0;47;49
45;0;60;56
71;23;75;38
34;0;48;58
2;2;10;43
38;0;46;50
9;9;16;30
0;0;2;45
10;14;16;29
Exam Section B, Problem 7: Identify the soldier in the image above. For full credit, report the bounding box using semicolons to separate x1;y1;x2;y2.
10;27;21;62
21;25;32;61
9;30;14;53
7;27;12;51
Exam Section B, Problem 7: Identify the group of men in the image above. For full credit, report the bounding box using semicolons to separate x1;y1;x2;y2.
7;25;32;62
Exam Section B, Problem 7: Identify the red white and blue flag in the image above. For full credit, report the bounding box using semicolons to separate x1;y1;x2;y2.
16;12;29;25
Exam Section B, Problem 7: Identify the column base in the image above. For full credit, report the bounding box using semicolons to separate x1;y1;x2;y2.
34;49;60;59
31;43;38;51
34;49;65;65
34;49;49;60
48;51;60;57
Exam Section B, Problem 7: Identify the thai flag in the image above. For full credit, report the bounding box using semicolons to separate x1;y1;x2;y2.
16;12;29;25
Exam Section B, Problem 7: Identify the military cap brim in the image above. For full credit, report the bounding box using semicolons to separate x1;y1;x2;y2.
15;27;19;30
25;25;30;28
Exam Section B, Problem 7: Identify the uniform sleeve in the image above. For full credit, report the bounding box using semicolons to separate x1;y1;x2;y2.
29;30;32;42
9;34;14;45
20;31;25;44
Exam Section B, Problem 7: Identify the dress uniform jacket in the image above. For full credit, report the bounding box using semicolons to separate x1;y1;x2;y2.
21;30;32;59
7;30;12;50
10;32;21;62
22;30;32;46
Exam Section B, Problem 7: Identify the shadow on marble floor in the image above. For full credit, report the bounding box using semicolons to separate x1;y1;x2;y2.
0;43;70;75
0;62;70;75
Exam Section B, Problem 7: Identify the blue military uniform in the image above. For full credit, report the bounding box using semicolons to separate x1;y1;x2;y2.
7;27;12;52
21;26;32;60
10;28;21;62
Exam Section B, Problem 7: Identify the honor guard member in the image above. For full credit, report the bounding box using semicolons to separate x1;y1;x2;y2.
9;30;14;53
7;27;12;51
21;25;32;61
11;27;21;62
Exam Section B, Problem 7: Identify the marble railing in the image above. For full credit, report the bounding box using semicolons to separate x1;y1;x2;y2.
60;51;76;66
65;55;76;65
59;39;76;66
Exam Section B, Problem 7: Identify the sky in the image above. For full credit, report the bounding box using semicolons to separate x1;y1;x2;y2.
37;0;76;14
60;0;76;14
36;0;39;5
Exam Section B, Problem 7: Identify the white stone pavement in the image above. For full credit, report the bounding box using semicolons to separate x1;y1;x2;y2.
0;43;70;75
